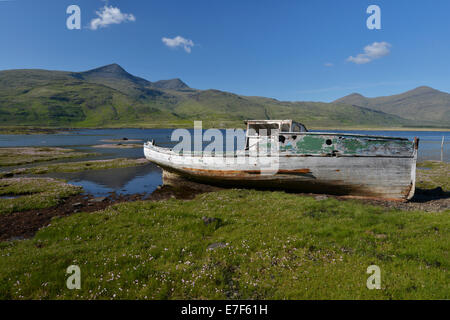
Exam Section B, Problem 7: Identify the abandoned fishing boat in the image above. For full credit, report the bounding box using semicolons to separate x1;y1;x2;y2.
144;120;419;201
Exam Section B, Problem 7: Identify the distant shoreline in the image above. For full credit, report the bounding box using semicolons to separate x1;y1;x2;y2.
0;125;449;135
308;127;450;132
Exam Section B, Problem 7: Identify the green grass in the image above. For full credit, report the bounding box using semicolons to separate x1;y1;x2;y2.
0;178;82;214
417;161;450;191
4;158;148;176
0;147;91;167
0;189;448;299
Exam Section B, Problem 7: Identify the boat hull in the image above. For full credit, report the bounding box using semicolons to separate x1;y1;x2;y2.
144;142;418;201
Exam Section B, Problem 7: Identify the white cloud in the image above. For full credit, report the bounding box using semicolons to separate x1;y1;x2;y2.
347;42;391;64
89;5;136;30
324;62;334;67
162;36;194;53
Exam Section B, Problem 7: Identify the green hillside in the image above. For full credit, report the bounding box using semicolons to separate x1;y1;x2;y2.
334;86;450;126
0;64;446;129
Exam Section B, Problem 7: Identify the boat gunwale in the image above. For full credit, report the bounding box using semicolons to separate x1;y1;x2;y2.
144;143;416;159
273;131;410;140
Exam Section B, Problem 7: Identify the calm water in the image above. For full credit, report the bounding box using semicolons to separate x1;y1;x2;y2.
0;128;448;197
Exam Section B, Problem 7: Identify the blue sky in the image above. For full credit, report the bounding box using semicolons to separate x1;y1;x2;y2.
0;0;449;102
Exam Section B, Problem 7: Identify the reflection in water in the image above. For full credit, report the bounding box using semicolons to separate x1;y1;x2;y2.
46;163;162;198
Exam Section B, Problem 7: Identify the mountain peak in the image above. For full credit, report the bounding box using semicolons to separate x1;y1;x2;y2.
347;93;365;98
102;63;126;72
333;92;367;105
408;86;440;94
76;63;153;96
152;78;189;90
82;63;130;77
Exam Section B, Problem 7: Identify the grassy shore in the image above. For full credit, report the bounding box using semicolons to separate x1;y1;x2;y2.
0;160;447;299
417;161;450;191
0;127;68;135
0;178;82;214
0;189;448;299
2;158;148;177
0;147;91;167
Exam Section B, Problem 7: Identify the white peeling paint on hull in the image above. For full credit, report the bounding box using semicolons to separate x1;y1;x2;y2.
144;143;417;201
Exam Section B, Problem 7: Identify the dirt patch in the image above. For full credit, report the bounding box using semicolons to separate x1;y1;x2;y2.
0;184;209;242
357;188;450;212
281;188;449;212
147;184;214;201
0;193;145;242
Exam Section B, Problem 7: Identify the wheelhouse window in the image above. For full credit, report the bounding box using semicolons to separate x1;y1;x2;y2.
280;123;291;132
246;121;308;136
292;122;308;132
247;123;280;136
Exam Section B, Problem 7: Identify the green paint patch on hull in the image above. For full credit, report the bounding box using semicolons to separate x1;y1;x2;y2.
278;133;415;157
295;135;334;154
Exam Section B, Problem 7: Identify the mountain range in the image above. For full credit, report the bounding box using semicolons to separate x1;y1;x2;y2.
334;86;450;125
0;63;448;129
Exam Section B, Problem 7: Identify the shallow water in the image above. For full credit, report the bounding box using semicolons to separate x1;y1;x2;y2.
45;163;162;198
0;128;448;197
0;195;21;199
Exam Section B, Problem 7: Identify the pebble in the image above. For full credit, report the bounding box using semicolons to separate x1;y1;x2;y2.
207;242;227;250
202;216;220;225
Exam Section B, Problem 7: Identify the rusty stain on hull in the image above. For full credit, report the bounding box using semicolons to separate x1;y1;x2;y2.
181;167;311;176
